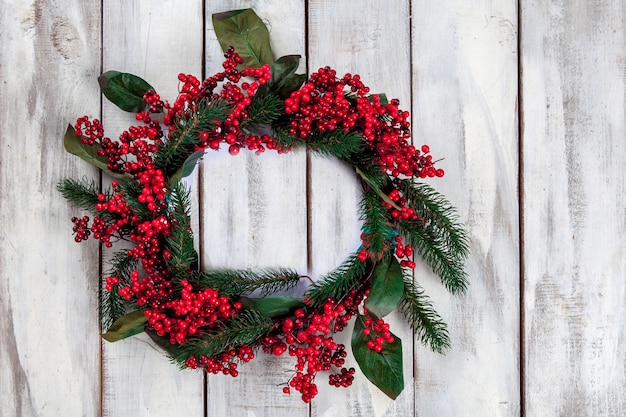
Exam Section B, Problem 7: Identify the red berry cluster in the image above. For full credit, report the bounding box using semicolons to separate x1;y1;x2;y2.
184;344;255;377
257;291;365;403
361;307;394;353
145;280;242;344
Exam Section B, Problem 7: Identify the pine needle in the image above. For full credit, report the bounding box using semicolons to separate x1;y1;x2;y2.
190;268;302;298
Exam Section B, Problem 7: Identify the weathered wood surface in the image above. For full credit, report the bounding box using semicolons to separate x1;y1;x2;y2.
0;1;624;417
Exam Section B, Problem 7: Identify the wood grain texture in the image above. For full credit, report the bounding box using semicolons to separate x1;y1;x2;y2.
0;1;102;416
307;1;414;416
201;2;309;416
100;1;204;416
411;1;521;416
521;1;626;416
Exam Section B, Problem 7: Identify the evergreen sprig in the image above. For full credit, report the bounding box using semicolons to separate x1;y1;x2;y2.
116;178;153;221
305;254;369;307
397;221;468;294
56;177;104;216
100;250;138;331
189;268;302;298
400;277;450;354
271;125;363;159
164;182;198;277
170;309;274;368
398;179;469;257
243;91;284;128
154;99;231;177
359;190;394;255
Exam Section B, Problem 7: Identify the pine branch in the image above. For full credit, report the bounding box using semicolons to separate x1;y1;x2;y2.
271;124;364;159
359;190;394;255
400;277;450;354
397;221;468;294
165;182;198;277
57;177;103;215
243;91;284;128
170;309;274;367
305;254;368;307
100;250;138;331
189;268;302;298
115;178;152;221
398;179;469;257
155;99;231;177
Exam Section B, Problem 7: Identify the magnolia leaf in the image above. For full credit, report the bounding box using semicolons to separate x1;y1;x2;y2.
269;55;306;98
102;309;147;342
352;314;404;399
212;9;273;69
63;125;127;179
239;296;304;318
98;71;153;113
167;150;205;186
366;257;405;319
275;73;307;99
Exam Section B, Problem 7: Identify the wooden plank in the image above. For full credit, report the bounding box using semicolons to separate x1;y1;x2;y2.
411;1;521;415
201;2;310;416
521;2;626;416
0;1;102;416
100;1;204;416
307;1;415;416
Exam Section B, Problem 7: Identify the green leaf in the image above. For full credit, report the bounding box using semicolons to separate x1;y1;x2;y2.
239;296;304;318
102;309;147;342
98;71;153;113
275;73;307;99
212;9;273;69
63;125;127;179
366;257;405;319
167;150;204;186
265;55;306;99
352;314;404;399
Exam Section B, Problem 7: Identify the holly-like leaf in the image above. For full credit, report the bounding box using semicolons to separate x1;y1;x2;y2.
98;71;153;113
212;9;273;69
239;296;304;318
366;257;405;319
102;309;147;342
63;125;127;179
167;150;204;186
352;314;404;399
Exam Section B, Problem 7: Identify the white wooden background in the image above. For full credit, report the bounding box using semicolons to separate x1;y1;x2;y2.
1;1;624;416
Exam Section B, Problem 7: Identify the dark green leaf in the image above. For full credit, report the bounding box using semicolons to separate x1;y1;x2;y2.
239;296;304;318
366;257;405;319
98;71;153;113
167;150;204;186
102;309;147;342
212;9;273;69
266;55;306;99
352;314;404;399
275;73;307;99
63;125;127;179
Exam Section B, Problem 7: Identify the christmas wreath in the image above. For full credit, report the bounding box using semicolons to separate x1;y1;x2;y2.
58;9;468;402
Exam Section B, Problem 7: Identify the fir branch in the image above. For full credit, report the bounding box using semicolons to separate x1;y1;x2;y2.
398;179;469;257
271;124;364;159
400;277;450;354
305;254;368;307
115;178;152;221
243;91;284;128
56;177;103;215
359;190;394;255
165;182;198;276
170;309;274;367
100;250;138;331
397;221;468;295
189;268;302;298
155;99;231;177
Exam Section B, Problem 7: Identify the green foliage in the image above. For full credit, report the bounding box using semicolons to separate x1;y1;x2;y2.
168;151;205;187
305;254;368;308
400;278;450;354
261;55;306;99
154;99;231;178
164;182;198;277
170;309;274;368
100;250;138;331
98;71;154;113
271;124;364;159
352;314;404;399
366;257;404;319
243;91;284;128
56;177;102;215
115;178;152;221
212;9;273;69
101;309;147;342
239;296;305;318
359;191;394;256
189;268;302;299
